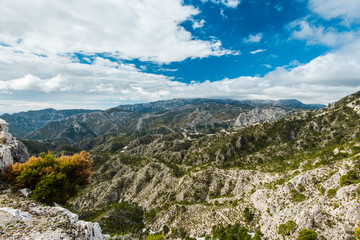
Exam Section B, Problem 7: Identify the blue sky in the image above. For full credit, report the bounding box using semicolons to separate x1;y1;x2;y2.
0;0;360;113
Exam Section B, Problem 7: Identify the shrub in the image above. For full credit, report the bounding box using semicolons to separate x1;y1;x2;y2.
355;222;360;239
146;233;164;240
296;229;318;240
326;188;338;198
243;207;254;222
2;151;92;204
212;223;251;240
340;170;359;186
162;225;170;234
100;201;144;236
278;220;297;236
290;189;306;202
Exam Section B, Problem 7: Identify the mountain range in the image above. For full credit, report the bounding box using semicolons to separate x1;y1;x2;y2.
0;98;325;155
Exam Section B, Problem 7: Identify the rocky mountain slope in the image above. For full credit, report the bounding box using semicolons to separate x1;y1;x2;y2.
19;99;324;154
68;91;360;239
0;108;99;137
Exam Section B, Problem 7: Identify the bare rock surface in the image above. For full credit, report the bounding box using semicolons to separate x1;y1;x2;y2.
0;118;28;171
234;107;287;128
0;192;105;240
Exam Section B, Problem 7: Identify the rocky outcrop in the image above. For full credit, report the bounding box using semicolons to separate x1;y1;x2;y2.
0;118;28;171
0;192;105;240
233;107;288;128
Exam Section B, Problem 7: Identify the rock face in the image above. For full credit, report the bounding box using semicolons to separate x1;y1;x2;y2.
233;107;288;128
0;192;105;240
0;118;29;171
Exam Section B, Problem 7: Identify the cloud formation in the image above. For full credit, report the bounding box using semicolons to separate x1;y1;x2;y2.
0;0;234;63
0;0;360;114
1;38;359;113
201;0;241;8
290;19;355;46
244;33;263;43
250;49;266;54
309;0;360;23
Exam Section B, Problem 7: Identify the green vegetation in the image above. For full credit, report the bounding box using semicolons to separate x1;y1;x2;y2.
78;201;149;237
146;233;165;240
99;201;145;237
340;168;360;187
2;151;91;204
21;139;51;155
355;222;360;239
326;188;338;198
278;220;297;236
296;229;317;240
243;207;254;222
290;189;306;202
211;224;262;240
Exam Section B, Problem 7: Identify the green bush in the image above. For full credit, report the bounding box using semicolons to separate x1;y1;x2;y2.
290;189;306;202
2;151;91;204
100;201;144;236
212;224;251;240
243;207;254;222
278;220;297;236
296;229;318;240
340;170;359;186
146;233;164;240
326;188;338;198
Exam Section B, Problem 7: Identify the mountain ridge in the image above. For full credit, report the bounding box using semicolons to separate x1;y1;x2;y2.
7;98;324;154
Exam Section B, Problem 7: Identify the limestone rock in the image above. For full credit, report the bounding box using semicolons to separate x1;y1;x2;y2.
0;193;105;240
0;207;33;221
19;188;32;198
0;118;29;171
234;107;287;128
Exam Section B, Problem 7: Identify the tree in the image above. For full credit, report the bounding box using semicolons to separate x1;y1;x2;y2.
2;151;92;204
296;229;318;240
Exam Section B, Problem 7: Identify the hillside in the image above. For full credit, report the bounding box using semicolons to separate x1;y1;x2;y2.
68;91;360;239
18;98;324;155
0;108;99;137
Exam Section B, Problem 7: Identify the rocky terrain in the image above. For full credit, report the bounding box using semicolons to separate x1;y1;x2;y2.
0;118;107;240
71;154;360;239
0;118;28;170
1;93;359;239
68;91;360;239
0;190;105;239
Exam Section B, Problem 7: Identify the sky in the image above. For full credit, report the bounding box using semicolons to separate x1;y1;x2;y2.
0;0;360;114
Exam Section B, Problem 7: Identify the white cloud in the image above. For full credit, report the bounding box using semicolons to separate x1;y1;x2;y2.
201;0;241;8
1;38;360;114
0;0;359;114
309;0;360;23
289;19;355;46
250;49;266;54
220;0;241;8
0;0;235;63
0;74;69;93
192;19;206;29
244;33;262;43
262;64;272;68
